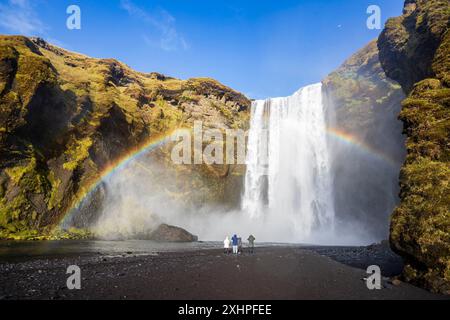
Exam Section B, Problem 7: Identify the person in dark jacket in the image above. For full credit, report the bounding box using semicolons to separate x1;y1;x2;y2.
247;235;256;253
238;237;243;254
232;234;238;254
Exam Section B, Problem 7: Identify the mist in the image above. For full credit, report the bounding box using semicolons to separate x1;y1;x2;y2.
69;150;378;245
325;84;406;241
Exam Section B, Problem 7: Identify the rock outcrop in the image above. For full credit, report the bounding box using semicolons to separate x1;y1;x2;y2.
378;0;449;293
0;35;250;240
323;40;406;239
147;224;198;242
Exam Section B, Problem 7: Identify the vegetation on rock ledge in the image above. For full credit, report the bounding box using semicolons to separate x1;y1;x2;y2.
378;0;450;294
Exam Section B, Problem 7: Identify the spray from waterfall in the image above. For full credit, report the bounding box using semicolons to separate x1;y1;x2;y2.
242;83;335;241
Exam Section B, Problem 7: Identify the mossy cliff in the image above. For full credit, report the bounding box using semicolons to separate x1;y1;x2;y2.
323;40;406;239
378;0;450;293
0;35;250;240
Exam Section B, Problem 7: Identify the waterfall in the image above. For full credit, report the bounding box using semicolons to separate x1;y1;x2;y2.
242;83;335;241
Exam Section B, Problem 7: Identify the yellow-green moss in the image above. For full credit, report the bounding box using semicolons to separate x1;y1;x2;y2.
63;137;93;171
5;162;33;184
180;90;201;103
149;96;184;132
380;0;450;294
47;172;61;210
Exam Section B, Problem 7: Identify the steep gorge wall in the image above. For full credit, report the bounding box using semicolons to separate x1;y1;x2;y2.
378;0;449;293
323;40;406;240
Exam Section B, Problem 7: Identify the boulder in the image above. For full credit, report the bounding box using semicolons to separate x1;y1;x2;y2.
148;224;198;243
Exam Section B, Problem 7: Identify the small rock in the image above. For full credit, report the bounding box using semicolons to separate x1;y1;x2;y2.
390;279;401;286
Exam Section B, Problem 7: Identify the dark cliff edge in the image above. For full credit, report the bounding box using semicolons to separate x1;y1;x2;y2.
378;0;449;294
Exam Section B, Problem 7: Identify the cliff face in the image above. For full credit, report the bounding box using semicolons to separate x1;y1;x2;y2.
323;41;406;240
378;0;449;293
0;35;250;239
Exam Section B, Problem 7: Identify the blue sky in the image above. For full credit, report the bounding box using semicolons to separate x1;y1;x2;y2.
0;0;404;98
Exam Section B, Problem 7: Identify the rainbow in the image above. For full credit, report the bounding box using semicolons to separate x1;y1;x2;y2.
58;126;399;228
326;127;399;167
58;127;191;227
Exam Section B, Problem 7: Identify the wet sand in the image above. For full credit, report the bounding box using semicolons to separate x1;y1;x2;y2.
0;244;447;300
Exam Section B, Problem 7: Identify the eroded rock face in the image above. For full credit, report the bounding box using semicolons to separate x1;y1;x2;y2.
148;224;198;242
0;35;250;239
378;0;449;93
378;0;450;294
322;40;405;240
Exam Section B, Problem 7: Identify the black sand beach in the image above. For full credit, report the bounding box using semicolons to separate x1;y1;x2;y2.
0;242;447;300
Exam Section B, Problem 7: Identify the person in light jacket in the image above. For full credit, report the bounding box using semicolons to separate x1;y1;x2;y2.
223;236;230;254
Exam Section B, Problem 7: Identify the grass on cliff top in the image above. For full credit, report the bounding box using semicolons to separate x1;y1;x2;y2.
34;39;247;130
37;40;244;98
0;36;57;106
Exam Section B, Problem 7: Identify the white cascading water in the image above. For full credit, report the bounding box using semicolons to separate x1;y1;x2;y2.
242;83;335;241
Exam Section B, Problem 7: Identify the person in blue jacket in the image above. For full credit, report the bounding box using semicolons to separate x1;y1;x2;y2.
232;234;239;254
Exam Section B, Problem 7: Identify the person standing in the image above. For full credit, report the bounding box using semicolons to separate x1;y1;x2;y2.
238;237;243;254
232;234;238;254
223;236;230;254
247;234;256;254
